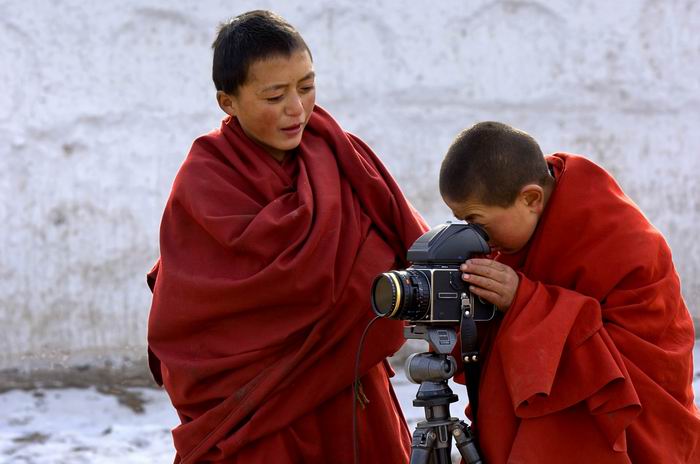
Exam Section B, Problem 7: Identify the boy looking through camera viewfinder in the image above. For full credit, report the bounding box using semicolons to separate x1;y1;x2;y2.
439;121;700;463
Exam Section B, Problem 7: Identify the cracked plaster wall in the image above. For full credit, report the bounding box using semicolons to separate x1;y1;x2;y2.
1;0;698;378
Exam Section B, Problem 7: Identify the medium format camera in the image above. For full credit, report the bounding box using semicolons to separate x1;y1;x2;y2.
371;223;497;324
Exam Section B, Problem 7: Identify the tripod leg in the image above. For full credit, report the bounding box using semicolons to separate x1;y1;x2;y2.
451;422;482;464
409;428;435;464
410;428;454;464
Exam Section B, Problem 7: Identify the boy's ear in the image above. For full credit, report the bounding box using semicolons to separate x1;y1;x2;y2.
216;91;237;117
520;184;545;213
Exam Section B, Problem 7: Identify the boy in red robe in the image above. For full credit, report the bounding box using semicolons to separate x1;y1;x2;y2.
147;10;428;463
439;121;700;463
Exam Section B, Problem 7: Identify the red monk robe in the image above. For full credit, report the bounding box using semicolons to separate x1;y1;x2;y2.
147;105;429;463
466;153;700;463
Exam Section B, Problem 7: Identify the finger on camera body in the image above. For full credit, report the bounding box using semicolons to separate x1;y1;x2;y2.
461;259;502;275
462;268;502;286
462;273;497;291
468;285;505;310
465;258;500;267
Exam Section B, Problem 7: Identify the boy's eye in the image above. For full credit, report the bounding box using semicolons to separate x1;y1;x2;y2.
300;85;315;93
266;95;283;103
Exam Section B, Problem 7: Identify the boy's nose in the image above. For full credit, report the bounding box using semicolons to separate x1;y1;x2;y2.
285;95;303;116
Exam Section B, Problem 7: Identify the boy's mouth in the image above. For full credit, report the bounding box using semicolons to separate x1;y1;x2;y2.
281;123;303;134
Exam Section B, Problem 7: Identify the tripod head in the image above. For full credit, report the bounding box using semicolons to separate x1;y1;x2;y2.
403;325;459;400
403;324;482;464
403;324;458;355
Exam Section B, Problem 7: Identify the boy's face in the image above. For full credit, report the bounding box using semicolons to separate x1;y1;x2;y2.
217;50;316;161
443;185;546;254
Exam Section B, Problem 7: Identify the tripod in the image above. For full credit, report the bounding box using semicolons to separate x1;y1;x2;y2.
404;325;482;464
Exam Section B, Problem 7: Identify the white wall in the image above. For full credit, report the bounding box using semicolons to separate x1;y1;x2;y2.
1;0;698;376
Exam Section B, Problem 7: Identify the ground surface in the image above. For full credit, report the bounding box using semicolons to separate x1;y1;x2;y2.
2;345;699;464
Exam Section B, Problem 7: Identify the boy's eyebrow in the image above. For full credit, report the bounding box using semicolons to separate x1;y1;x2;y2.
260;84;287;93
260;72;316;93
462;213;481;223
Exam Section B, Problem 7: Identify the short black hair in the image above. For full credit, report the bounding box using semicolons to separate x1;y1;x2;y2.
212;10;312;95
439;122;551;207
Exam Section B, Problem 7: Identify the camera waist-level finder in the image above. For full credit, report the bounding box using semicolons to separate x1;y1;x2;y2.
371;223;497;323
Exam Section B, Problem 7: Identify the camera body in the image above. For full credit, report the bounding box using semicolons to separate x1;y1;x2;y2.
371;223;497;323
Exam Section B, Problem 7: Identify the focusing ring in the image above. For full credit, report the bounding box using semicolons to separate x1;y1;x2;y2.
401;270;431;320
412;272;431;319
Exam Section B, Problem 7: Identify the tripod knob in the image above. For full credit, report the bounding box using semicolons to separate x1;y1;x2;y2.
405;353;457;384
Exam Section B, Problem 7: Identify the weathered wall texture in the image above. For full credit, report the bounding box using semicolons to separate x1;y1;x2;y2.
1;1;698;380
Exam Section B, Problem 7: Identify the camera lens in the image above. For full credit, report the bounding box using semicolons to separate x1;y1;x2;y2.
370;270;430;320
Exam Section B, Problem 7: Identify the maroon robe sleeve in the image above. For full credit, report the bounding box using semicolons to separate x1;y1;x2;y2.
474;153;699;463
498;275;641;451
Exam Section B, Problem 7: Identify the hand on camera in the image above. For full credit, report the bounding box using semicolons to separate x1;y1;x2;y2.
460;259;519;312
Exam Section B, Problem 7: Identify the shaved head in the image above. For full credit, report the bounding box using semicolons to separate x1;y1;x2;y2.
439;121;552;207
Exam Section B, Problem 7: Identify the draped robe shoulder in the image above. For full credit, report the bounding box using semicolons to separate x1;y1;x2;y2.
472;153;700;463
147;105;428;463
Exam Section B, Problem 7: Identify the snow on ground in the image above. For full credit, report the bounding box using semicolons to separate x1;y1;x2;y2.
0;387;176;464
1;344;699;464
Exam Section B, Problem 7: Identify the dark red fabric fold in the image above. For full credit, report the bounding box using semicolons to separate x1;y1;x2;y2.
147;105;428;463
474;153;700;463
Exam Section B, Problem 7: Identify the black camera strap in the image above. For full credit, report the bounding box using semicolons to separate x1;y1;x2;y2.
460;296;481;425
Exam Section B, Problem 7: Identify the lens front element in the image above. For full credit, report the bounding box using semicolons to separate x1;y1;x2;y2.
370;270;430;320
371;272;401;317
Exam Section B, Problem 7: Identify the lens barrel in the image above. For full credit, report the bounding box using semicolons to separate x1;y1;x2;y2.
370;270;430;320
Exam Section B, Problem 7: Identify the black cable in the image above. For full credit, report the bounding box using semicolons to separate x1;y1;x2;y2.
353;315;382;464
